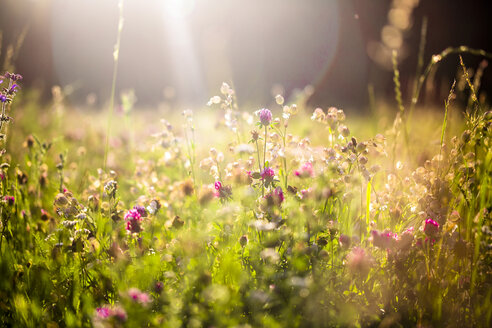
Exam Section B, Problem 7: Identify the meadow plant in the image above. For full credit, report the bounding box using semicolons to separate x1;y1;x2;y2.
0;61;491;328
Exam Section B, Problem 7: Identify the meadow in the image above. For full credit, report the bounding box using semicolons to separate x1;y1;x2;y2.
0;36;491;328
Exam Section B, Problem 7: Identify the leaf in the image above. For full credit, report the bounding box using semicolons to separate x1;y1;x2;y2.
251;172;261;179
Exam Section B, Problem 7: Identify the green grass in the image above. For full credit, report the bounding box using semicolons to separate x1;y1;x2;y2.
0;73;490;327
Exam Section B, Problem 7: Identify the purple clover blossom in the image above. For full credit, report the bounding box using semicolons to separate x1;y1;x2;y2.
124;209;143;233
424;218;439;236
294;162;314;178
264;187;284;207
260;167;275;181
257;108;272;126
133;205;147;217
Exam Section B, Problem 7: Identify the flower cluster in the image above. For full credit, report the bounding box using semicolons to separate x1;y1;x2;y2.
124;208;143;233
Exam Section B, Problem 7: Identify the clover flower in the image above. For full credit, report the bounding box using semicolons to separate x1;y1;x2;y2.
346;247;371;276
424;218;439;236
124;208;143;233
371;229;398;249
93;305;127;323
96;307;111;319
257;108;272;126
133;205;147;217
264;186;284;207
294;162;314;178
214;181;232;200
260;167;275;182
3;195;14;206
127;288;151;305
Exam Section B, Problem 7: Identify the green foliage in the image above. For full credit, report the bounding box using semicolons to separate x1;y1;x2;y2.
0;69;491;328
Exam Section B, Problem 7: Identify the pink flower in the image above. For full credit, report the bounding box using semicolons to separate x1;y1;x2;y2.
257;108;272;126
300;187;313;199
124;209;141;221
371;229;398;249
3;195;14;206
264;187;284;207
127;288;151;305
214;181;232;200
398;227;414;250
260;167;275;181
294;162;314;178
346;247;371;276
124;209;143;233
424;218;439;236
96;307;111;319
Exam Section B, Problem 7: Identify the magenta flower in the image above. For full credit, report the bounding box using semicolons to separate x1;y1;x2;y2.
124;209;141;221
257;108;272;126
3;195;14;206
424;218;439;236
260;167;275;181
96;307;111;319
214;181;232;200
294;162;314;178
127;288;151;305
264;187;284;207
133;205;147;217
371;229;398;249
125;209;143;233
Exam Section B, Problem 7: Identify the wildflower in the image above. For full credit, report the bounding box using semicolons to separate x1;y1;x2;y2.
260;167;275;183
0;94;6;103
264;186;284;207
257;108;272;126
54;193;69;207
103;180;118;198
300;187;314;199
127;288;151;305
125;208;143;233
154;281;164;294
371;229;398;249
424;218;439;236
251;129;259;141
294;162;314;178
346;247;371;276
339;234;351;249
133;205;147;217
146;199;161;215
3;195;14;206
3;72;22;81
214;181;232;200
239;234;249;247
398;227;414;250
6;84;19;95
96;307;111;319
40;209;50;221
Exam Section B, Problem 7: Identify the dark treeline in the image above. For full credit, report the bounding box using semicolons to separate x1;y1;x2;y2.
0;0;491;109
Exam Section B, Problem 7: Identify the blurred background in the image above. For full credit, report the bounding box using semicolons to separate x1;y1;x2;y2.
0;0;491;110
